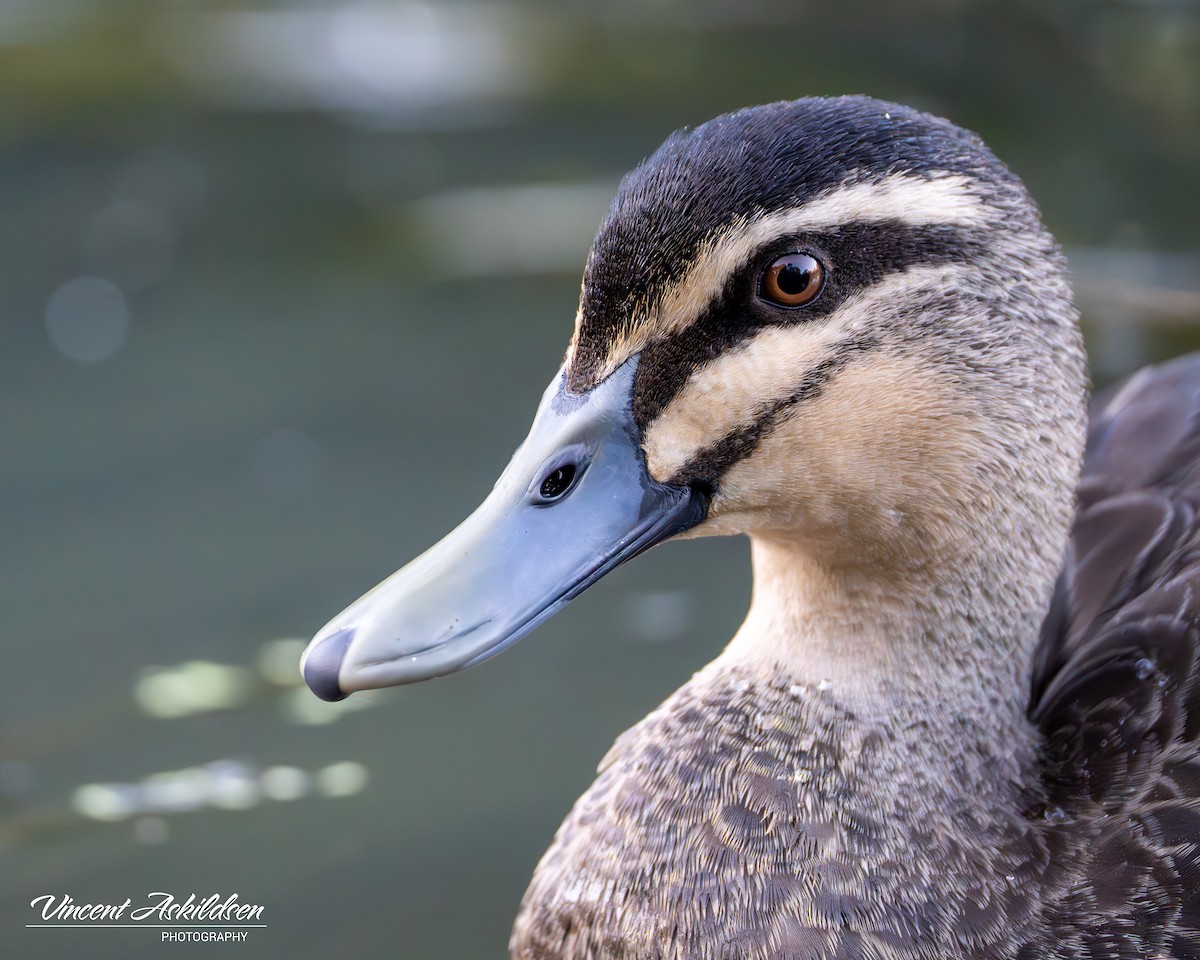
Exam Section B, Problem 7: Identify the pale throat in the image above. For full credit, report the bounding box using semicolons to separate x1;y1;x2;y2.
716;528;1054;734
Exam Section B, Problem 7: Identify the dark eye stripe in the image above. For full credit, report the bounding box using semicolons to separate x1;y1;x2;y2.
569;100;1012;395
629;221;984;430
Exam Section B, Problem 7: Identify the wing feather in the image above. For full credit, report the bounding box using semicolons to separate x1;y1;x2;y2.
1030;354;1200;955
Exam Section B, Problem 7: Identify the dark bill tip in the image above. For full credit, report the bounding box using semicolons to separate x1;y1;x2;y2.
302;627;355;702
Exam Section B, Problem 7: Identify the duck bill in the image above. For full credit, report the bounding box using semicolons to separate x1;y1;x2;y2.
300;358;708;701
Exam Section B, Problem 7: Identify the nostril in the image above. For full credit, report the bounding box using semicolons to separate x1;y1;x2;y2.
539;463;577;501
529;444;589;505
303;628;355;702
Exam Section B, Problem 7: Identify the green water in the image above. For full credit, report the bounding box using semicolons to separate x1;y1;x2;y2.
2;2;1198;957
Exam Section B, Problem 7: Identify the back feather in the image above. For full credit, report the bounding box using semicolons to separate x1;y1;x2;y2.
1029;353;1200;958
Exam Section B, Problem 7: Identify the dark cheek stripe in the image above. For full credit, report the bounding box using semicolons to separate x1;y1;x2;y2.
666;336;880;488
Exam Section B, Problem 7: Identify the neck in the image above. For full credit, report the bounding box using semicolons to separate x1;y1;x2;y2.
718;530;1053;735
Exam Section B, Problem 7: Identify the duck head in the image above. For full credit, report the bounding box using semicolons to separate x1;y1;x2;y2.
302;96;1086;701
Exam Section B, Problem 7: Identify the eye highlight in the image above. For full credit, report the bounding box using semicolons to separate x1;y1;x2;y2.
759;253;824;308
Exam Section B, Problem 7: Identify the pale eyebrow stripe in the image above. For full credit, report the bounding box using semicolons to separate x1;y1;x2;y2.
589;172;988;381
641;263;971;482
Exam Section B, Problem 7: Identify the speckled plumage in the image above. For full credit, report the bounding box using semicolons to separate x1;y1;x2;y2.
505;99;1200;959
514;664;1049;959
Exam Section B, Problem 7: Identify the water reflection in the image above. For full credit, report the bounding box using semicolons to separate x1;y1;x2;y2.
134;662;254;719
44;277;130;363
161;1;532;121
410;181;616;277
71;758;367;822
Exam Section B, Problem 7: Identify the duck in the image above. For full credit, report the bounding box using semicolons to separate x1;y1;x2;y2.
300;96;1200;959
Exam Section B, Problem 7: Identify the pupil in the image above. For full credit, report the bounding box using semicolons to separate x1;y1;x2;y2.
539;464;576;500
778;263;811;295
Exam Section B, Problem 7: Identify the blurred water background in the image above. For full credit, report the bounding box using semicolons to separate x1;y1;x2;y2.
2;1;1198;957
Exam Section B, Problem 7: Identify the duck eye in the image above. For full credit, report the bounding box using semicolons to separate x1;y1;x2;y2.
759;253;824;308
538;463;577;501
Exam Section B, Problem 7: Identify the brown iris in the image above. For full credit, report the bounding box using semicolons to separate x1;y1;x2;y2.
759;253;824;307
